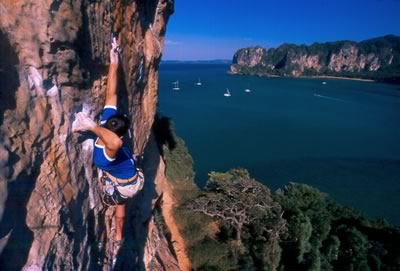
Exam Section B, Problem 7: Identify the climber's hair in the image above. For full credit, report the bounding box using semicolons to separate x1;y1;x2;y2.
104;114;130;137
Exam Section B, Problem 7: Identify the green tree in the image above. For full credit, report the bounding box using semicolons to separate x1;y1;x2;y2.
187;169;286;243
187;169;287;270
276;183;333;271
336;226;371;271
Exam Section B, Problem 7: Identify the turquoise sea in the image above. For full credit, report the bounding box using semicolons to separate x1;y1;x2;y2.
157;63;400;225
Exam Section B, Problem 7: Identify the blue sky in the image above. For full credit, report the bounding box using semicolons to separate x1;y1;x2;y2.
163;0;400;60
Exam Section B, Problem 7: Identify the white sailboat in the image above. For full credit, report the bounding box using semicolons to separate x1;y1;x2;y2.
224;88;231;97
322;81;327;85
244;88;251;93
196;78;202;86
172;80;180;90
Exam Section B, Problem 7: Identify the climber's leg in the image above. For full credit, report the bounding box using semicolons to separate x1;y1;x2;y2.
115;203;125;241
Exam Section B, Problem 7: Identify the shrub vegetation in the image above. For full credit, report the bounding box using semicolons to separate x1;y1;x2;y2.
156;119;400;271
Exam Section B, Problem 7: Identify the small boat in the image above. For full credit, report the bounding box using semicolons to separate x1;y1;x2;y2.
322;81;327;85
244;88;251;93
224;88;231;97
196;78;202;86
172;80;180;90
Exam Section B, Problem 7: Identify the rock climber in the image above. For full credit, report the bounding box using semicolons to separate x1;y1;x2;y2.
72;37;144;245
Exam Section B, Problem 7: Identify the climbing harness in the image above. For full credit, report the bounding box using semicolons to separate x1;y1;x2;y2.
99;169;144;207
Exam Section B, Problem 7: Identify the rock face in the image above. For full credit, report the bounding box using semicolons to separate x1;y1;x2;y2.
0;1;186;270
230;35;400;81
232;47;268;67
142;142;191;271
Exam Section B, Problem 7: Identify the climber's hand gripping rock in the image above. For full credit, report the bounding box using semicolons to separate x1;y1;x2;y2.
72;112;97;132
110;37;121;65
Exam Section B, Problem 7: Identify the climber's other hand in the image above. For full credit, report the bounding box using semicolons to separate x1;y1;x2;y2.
72;112;97;132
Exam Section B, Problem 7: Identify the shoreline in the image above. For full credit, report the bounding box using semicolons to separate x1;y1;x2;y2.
302;75;375;82
229;70;377;82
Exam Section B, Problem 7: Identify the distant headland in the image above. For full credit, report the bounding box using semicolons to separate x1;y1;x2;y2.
230;35;400;83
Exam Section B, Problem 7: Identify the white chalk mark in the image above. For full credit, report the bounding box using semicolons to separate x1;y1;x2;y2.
0;229;13;255
27;66;43;90
46;84;58;97
136;58;144;83
148;24;162;54
82;103;92;116
81;139;97;209
58;134;67;144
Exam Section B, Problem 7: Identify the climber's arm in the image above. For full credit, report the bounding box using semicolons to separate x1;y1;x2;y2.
72;38;122;158
91;125;122;158
72;112;122;158
104;37;120;108
104;64;118;107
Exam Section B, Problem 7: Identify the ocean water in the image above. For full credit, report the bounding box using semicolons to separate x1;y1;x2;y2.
157;63;400;225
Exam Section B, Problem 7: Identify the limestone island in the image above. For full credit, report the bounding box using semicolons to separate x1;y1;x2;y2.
229;35;400;83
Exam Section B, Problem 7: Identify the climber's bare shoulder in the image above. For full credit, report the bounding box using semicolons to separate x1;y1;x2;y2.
96;138;120;159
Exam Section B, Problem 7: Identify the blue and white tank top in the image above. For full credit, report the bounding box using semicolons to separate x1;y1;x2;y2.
93;105;136;179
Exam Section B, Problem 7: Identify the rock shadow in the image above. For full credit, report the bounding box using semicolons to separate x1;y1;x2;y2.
152;114;177;156
113;132;160;270
0;170;38;271
76;0;106;87
0;30;19;126
0;30;36;270
114;115;177;270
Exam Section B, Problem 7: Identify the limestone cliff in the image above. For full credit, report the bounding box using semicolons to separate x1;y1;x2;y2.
230;35;400;82
0;1;187;270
